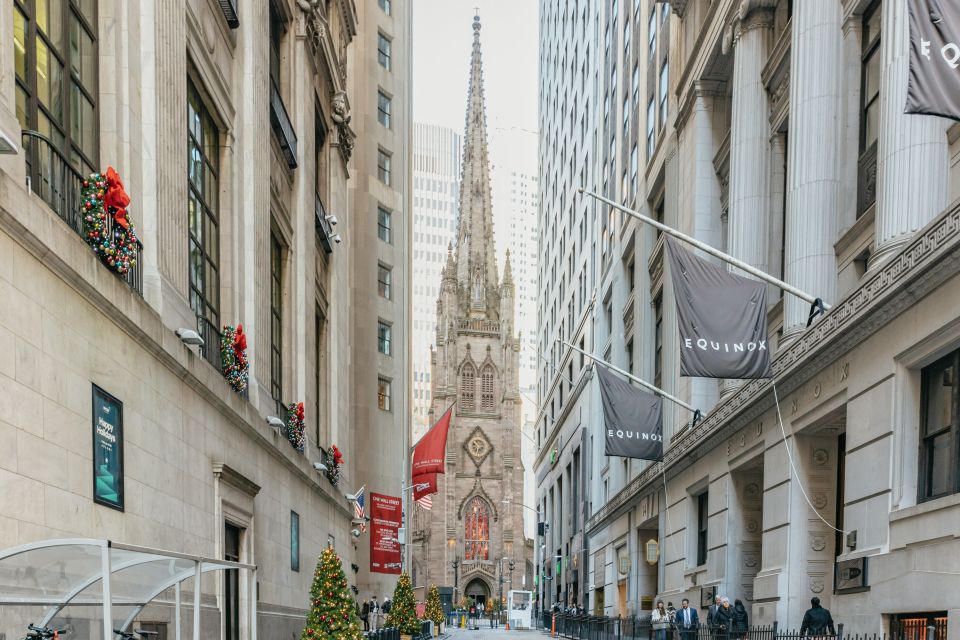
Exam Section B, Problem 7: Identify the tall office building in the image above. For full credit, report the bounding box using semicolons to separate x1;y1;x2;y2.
490;126;539;539
412;124;462;440
0;0;411;636
537;0;960;632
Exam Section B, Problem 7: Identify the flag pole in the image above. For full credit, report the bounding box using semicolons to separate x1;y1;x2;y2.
577;188;831;321
559;340;702;424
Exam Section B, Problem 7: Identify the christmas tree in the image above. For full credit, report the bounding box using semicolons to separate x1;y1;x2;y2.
300;547;363;640
385;572;420;634
424;584;444;630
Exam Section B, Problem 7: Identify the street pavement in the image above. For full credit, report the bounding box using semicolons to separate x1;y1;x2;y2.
444;625;546;640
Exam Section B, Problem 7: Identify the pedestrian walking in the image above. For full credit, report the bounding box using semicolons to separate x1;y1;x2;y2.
707;596;722;629
382;597;392;615
677;598;700;640
361;598;370;631
732;599;749;640
714;597;734;640
369;596;380;631
653;600;671;640
800;597;836;638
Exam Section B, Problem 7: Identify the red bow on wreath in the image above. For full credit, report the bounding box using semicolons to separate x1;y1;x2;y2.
296;402;305;422
330;444;344;465
104;166;131;229
233;324;247;357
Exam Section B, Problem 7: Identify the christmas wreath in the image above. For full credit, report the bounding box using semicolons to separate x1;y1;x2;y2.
286;402;306;453
80;167;140;276
324;444;344;486
220;324;248;393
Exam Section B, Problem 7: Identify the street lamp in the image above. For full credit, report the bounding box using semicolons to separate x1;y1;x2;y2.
452;555;461;605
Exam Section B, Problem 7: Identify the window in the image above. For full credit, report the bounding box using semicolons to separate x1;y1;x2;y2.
654;294;663;389
378;32;392;70
632;64;640;108
269;1;284;88
696;492;708;566
290;511;300;572
224;522;242;640
920;350;960;501
464;497;491;560
659;62;669;128
378;377;392;411
315;309;326;444
378;263;392;299
14;0;99;174
377;148;392;185
378;0;391;15
270;234;284;405
858;0;881;216
630;144;638;197
378;320;392;356
377;90;392;128
461;363;476;411
187;81;221;361
481;364;495;412
646;98;656;159
648;7;657;56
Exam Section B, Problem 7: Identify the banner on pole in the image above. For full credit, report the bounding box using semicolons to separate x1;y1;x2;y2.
597;365;664;461
370;492;402;574
412;473;437;501
907;0;960;120
665;237;773;379
412;405;453;476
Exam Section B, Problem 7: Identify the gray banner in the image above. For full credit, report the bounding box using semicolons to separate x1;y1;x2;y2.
907;0;960;120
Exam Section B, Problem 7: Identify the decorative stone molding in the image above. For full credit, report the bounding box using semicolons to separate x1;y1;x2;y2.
586;201;960;533
331;90;355;163
212;462;262;497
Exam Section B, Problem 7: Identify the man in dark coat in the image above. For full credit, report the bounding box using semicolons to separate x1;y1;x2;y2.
800;598;836;637
677;598;700;640
361;598;370;631
707;595;722;629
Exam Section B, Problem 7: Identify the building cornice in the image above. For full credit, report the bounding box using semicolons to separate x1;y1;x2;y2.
586;198;960;534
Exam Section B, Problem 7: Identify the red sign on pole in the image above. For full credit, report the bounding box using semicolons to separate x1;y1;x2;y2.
370;492;402;574
412;473;437;501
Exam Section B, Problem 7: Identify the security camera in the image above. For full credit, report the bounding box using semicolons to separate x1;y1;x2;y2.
266;416;285;430
313;462;328;472
332;233;342;244
326;214;339;226
351;529;361;538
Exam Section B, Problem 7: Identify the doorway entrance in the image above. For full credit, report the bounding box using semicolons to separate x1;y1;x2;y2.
464;578;490;607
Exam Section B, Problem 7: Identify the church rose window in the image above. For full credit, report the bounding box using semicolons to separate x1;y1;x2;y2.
464;496;490;560
461;364;476;410
481;365;495;412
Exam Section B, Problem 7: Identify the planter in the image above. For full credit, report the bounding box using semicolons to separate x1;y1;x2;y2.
401;635;413;640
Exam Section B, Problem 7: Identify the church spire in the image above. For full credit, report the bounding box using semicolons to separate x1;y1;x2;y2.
455;14;500;319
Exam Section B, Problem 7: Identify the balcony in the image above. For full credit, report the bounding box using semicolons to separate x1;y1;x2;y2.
196;315;223;372
217;0;239;28
270;80;298;169
21;130;143;295
315;192;336;254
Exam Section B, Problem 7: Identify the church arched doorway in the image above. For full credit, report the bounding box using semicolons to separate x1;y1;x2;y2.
464;578;490;607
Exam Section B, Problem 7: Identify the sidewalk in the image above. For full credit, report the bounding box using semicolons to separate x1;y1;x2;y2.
444;624;545;639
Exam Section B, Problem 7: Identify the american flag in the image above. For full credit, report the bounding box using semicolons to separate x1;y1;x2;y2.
355;486;366;531
416;494;433;511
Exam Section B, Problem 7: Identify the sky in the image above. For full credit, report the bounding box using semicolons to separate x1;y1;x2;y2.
412;0;539;135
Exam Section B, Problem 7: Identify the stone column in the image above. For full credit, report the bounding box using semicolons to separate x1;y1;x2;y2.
871;0;948;267
723;1;775;397
728;1;776;275
783;0;842;338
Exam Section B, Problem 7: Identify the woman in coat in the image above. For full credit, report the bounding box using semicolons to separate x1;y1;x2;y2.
732;599;749;639
652;600;671;640
714;597;734;640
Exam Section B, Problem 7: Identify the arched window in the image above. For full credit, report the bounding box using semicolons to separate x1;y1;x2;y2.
473;273;484;304
461;364;476;411
464;496;490;560
480;365;495;412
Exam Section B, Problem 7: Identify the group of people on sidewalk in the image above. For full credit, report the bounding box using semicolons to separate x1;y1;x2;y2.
360;595;392;632
650;596;836;640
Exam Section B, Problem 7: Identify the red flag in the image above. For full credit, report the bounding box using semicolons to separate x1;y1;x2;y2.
412;404;453;476
412;473;437;501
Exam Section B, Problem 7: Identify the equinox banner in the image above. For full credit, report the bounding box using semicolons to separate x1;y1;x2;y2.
907;0;960;120
370;492;402;574
665;237;773;379
597;365;664;461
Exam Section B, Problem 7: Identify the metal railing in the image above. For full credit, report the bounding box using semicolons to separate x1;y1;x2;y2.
21;130;143;295
196;315;223;372
539;614;924;640
315;191;335;254
364;628;401;640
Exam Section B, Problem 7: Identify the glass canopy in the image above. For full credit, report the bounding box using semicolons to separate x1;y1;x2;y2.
0;539;256;640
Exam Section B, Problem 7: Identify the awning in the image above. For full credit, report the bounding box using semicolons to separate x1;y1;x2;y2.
0;538;257;640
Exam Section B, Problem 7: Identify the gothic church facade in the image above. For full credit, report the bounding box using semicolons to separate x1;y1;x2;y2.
410;16;533;606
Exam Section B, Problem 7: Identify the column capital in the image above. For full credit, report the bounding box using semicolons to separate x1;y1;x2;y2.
733;0;776;44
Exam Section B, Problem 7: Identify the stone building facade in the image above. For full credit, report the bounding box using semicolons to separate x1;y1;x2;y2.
410;16;532;608
537;0;960;635
0;0;410;637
